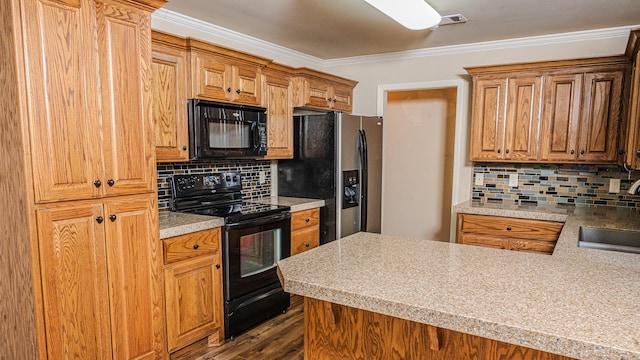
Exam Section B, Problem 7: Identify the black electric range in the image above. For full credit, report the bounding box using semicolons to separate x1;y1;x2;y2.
170;172;290;223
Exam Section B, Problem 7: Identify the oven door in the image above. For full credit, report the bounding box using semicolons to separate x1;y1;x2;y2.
224;212;291;301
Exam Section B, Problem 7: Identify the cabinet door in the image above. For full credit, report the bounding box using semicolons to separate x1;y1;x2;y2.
578;71;623;162
22;0;103;203
191;53;233;101
540;73;582;161
104;196;166;360
469;78;507;161
504;76;542;161
291;227;320;256
626;49;640;169
97;1;155;196
152;44;189;162
233;64;261;105
301;79;333;109
36;203;112;359
164;254;223;352
331;84;353;112
263;75;293;159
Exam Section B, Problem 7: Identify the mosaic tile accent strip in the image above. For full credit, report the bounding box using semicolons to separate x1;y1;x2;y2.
157;159;272;210
472;163;640;208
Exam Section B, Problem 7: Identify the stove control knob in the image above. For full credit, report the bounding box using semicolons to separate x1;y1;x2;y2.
226;175;231;182
233;175;239;182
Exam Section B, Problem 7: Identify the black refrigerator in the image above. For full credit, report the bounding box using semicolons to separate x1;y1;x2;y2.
278;112;383;244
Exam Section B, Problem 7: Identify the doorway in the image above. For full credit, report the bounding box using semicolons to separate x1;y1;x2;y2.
381;87;459;241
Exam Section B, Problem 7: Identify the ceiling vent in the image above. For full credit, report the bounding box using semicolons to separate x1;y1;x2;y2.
439;13;468;26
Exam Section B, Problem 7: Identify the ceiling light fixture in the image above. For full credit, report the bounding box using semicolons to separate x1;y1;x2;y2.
364;0;442;30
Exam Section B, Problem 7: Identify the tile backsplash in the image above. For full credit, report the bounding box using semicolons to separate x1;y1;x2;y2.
157;160;272;211
472;163;640;208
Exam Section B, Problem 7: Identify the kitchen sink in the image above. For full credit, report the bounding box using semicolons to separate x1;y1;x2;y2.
578;227;640;254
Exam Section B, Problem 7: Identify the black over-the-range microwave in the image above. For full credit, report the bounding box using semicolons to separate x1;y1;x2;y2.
188;99;268;159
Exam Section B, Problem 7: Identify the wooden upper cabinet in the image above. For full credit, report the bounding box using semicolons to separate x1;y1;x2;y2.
540;70;624;162
191;53;234;102
22;0;103;203
469;76;540;162
504;76;542;161
152;32;190;162
233;64;262;105
262;65;294;159
103;195;165;360
97;0;155;196
292;68;357;112
626;30;640;169
331;84;355;112
187;39;270;106
467;57;628;164
22;0;155;203
469;78;507;160
578;71;623;162
539;73;583;161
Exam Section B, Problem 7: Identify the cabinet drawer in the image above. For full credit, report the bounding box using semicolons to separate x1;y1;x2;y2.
509;239;556;255
291;208;320;231
291;226;320;256
458;233;509;250
459;214;563;241
163;228;221;264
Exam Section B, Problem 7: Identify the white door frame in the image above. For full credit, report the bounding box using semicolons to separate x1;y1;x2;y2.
376;79;471;242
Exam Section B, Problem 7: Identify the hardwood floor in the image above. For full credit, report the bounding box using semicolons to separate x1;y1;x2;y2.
172;295;304;360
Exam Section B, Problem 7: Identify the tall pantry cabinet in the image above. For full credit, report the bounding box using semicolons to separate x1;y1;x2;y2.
1;0;168;358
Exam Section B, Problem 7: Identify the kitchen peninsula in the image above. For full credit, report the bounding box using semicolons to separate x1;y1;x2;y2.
277;204;640;360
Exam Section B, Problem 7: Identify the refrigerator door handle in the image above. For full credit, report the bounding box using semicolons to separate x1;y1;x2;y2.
358;129;368;232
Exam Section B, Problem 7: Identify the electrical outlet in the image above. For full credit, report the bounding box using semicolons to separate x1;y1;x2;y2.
259;171;266;184
475;173;484;186
509;173;519;187
609;178;620;193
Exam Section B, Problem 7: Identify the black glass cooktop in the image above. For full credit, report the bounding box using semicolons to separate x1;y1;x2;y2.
185;201;290;223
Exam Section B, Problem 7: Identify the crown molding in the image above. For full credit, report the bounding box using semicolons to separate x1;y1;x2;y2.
152;9;638;68
325;25;639;66
151;9;325;68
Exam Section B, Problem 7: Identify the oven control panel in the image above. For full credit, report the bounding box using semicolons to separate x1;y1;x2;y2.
171;172;242;196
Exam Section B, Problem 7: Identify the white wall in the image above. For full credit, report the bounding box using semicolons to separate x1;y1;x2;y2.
382;89;457;241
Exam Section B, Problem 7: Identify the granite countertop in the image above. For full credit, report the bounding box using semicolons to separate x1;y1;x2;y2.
159;212;224;239
253;196;325;213
277;201;640;360
159;197;325;239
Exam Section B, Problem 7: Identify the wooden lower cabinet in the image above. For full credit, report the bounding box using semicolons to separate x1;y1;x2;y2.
163;228;224;353
457;213;563;255
35;195;166;360
304;297;576;360
291;208;320;256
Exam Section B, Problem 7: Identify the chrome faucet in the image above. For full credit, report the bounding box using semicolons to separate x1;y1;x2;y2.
629;179;640;195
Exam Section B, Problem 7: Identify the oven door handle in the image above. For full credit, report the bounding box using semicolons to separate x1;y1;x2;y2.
225;212;291;229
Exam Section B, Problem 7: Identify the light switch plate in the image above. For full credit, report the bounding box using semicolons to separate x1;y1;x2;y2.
509;173;518;187
259;171;266;184
609;178;620;193
475;173;484;186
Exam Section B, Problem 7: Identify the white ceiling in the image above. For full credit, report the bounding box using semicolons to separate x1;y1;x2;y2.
161;0;640;60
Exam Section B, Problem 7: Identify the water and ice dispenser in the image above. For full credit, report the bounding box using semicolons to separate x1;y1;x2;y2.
342;170;359;209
